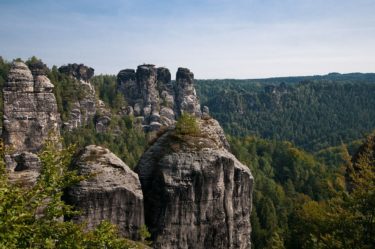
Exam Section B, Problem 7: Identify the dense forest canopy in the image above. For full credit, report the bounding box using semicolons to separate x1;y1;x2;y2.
0;57;374;248
196;73;375;151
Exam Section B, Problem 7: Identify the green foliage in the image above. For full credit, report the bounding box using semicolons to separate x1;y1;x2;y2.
175;113;200;136
0;138;146;248
47;65;87;122
229;136;344;249
91;75;127;112
62;115;146;168
290;133;375;249
196;74;375;151
138;224;151;244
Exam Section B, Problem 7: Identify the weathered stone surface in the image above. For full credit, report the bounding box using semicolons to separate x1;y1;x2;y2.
2;61;60;184
5;61;34;92
14;152;41;171
95;115;111;133
136;118;253;249
4;152;41;186
64;145;144;240
175;67;201;117
3;61;60;152
28;59;49;77
58;63;94;82
117;69;138;105
117;65;203;132
202;105;210;119
58;64;111;133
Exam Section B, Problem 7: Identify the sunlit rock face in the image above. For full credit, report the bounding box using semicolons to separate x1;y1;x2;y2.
58;63;111;133
2;61;60;185
64;145;145;240
117;65;202;132
136;118;253;249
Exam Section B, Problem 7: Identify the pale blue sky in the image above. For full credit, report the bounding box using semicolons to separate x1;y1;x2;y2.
0;0;374;78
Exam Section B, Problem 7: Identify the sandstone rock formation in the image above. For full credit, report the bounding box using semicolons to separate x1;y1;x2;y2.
58;64;111;132
58;63;94;82
64;145;144;240
2;61;60;184
136;118;253;249
117;65;201;132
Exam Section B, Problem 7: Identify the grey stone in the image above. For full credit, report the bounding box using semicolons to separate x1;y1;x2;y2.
136;119;253;249
14;152;41;171
58;63;94;82
134;103;142;116
2;62;60;185
95;115;111;133
117;65;203;132
175;67;201;117
59;64;112;132
149;121;162;131
3;61;60;153
64;145;144;240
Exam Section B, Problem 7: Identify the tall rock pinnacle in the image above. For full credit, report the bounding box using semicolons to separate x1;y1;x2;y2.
2;61;60;184
135;118;253;249
117;65;202;132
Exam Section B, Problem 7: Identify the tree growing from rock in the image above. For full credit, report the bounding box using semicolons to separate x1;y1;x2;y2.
0;138;147;249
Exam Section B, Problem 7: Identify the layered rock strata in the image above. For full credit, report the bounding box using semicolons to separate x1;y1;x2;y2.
64;145;144;240
117;66;201;131
136;118;253;249
58;64;111;132
2;61;60;184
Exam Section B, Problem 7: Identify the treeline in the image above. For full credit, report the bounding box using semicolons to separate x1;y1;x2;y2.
196;74;375;152
229;133;374;249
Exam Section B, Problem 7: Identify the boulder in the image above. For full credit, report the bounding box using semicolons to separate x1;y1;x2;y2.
64;145;144;240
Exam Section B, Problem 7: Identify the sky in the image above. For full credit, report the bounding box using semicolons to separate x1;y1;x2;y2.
0;0;374;79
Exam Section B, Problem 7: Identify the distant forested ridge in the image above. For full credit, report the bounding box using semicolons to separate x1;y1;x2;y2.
196;73;375;151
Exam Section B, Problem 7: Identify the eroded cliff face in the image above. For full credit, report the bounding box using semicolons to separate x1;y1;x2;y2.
58;64;111;132
2;61;60;184
2;61;253;248
117;66;202;131
64;145;144;240
136;118;253;249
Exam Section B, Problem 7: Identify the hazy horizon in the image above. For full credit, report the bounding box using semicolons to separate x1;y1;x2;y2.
1;0;374;79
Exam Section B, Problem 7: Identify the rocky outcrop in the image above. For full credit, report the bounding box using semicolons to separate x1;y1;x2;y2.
58;64;111;132
117;65;201;132
175;68;201;117
64;145;144;240
135;118;253;249
58;63;94;82
2;61;60;184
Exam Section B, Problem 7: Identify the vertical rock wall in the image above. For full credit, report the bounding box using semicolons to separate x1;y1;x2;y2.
2;61;60;184
117;65;202;131
3;61;59;152
136;119;253;249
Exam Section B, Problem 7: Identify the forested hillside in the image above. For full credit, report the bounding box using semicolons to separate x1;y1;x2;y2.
1;57;374;248
229;133;374;249
196;73;375;151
